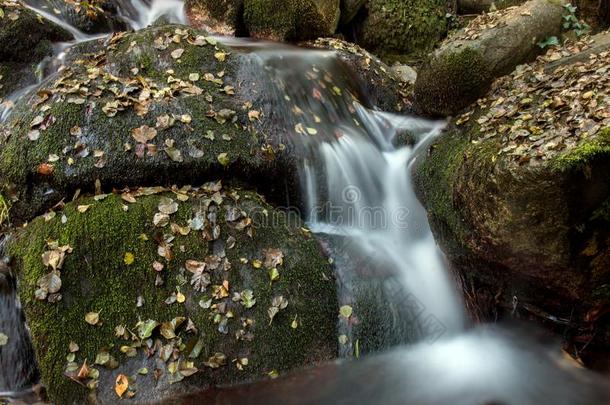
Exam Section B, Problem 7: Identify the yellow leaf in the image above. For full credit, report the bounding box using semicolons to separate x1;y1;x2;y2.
339;305;352;319
77;204;92;213
85;312;100;325
124;252;135;265
115;374;129;398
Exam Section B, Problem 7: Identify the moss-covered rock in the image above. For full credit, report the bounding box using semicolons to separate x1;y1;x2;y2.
0;24;288;223
243;0;340;41
0;4;72;63
7;184;337;403
350;0;449;61
185;0;245;35
413;36;610;362
414;0;565;116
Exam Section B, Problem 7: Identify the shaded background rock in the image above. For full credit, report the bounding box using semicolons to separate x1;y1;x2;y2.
243;0;340;41
23;0;128;34
348;0;451;62
7;187;337;404
457;0;526;14
414;0;566;117
185;0;246;35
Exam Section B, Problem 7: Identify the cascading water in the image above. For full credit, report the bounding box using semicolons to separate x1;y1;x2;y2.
239;46;464;348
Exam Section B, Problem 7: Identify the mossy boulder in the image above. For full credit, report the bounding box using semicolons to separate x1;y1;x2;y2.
413;38;610;362
0;4;72;63
243;0;340;41
7;184;337;404
350;0;449;61
0;3;72;99
0;24;289;223
414;0;565;117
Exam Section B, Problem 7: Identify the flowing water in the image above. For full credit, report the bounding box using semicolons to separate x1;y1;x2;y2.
0;1;609;404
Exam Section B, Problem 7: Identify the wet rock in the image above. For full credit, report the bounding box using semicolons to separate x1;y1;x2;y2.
414;0;566;117
0;3;72;99
0;25;285;223
24;0;127;34
7;185;337;404
390;65;417;85
243;0;340;41
185;0;245;35
310;38;413;113
350;0;450;61
0;260;40;392
0;3;72;63
413;36;610;363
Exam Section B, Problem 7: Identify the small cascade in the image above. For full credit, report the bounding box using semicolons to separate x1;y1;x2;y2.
237;43;465;346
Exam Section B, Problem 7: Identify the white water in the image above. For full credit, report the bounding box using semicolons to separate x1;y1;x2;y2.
118;0;187;30
304;109;465;335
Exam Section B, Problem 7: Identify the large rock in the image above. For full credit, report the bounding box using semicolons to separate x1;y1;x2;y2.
6;184;337;403
243;0;340;41
0;25;284;223
414;35;610;363
351;0;450;61
414;0;566;117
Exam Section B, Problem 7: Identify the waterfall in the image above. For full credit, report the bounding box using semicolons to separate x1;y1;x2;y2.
237;45;465;344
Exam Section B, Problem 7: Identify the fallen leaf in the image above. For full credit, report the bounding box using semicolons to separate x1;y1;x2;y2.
124;252;135;265
340;305;353;319
115;374;129;398
132;125;157;144
85;312;100;325
171;48;185;59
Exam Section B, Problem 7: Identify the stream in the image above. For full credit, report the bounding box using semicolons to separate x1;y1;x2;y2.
1;1;609;404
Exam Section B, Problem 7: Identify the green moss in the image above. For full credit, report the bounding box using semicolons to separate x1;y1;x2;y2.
0;193;8;226
9;189;337;403
355;0;448;60
414;129;471;239
244;0;340;40
551;127;610;172
415;47;492;116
